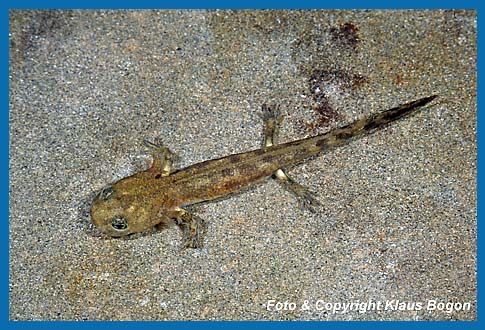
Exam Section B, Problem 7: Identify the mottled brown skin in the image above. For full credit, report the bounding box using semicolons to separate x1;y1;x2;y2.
90;96;437;248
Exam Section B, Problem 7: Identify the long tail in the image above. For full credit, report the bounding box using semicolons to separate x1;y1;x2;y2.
173;95;438;203
271;95;438;167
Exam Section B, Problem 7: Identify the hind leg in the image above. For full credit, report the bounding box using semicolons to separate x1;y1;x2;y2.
261;104;321;212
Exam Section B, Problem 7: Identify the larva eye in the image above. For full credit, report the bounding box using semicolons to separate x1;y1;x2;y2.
111;216;129;231
100;186;114;200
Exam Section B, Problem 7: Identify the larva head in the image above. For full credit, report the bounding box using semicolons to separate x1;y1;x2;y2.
90;181;162;237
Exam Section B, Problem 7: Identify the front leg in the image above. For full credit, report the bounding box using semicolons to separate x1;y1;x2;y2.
165;207;206;248
144;139;173;177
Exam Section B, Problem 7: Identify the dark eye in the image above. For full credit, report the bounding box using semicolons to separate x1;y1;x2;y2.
100;186;114;200
111;216;129;231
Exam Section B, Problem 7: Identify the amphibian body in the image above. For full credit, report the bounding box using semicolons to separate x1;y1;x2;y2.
90;96;437;248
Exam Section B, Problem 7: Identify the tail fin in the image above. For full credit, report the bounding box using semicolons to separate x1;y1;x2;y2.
357;95;438;132
315;95;438;146
271;95;438;167
253;95;437;169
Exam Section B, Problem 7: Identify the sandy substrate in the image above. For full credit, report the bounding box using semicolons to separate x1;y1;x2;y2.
9;10;476;320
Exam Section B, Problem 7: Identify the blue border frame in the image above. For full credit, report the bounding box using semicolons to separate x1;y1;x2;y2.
3;0;480;328
1;0;481;9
